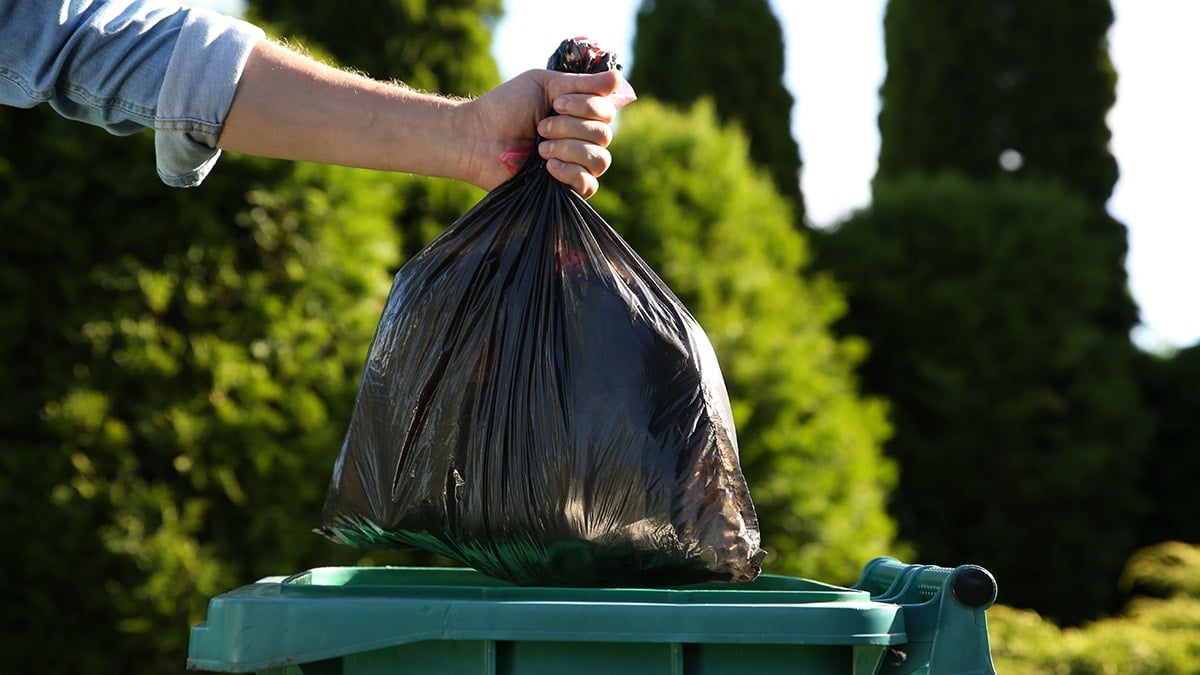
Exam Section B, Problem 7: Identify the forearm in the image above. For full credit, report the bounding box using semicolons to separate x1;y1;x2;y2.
218;40;479;184
217;38;630;195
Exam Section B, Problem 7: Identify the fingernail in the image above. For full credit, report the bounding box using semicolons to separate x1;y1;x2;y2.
611;77;637;109
499;146;530;175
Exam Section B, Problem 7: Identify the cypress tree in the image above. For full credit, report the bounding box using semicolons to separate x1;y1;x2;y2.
629;0;806;220
812;0;1153;623
876;0;1134;331
816;174;1151;624
1136;345;1200;548
877;0;1119;206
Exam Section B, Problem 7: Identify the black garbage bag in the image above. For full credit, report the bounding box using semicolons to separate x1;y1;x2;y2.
318;39;764;586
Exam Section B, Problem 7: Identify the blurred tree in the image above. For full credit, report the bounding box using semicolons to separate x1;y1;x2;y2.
817;0;1153;623
0;104;415;673
0;1;503;672
628;0;806;221
877;0;1118;207
990;541;1200;674
592;99;899;582
1136;345;1200;548
814;173;1151;624
248;0;502;94
875;0;1134;331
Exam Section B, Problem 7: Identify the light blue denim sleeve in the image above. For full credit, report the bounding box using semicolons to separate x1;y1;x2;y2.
0;0;265;187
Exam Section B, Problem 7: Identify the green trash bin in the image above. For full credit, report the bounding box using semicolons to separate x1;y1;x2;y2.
187;557;997;675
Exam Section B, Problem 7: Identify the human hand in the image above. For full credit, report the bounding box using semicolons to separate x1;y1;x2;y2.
219;40;633;197
463;69;636;198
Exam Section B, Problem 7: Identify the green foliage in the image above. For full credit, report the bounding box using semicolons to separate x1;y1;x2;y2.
0;4;503;672
248;0;502;94
592;99;900;582
990;542;1200;674
0;104;453;674
813;173;1152;622
1121;541;1200;600
1136;345;1200;547
629;0;805;218
877;0;1119;207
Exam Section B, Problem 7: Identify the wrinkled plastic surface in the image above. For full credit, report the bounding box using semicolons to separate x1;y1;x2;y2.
318;39;764;587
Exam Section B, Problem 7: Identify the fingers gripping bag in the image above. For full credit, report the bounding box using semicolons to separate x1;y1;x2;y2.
318;39;765;586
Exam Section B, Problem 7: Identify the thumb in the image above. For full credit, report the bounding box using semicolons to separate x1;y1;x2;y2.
543;70;637;109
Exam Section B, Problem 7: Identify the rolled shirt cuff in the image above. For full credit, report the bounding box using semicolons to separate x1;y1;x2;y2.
154;7;264;187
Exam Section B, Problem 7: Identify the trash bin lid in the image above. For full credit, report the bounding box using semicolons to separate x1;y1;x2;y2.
187;566;907;673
